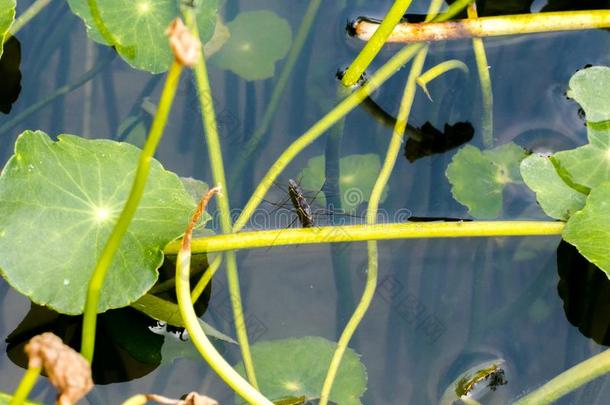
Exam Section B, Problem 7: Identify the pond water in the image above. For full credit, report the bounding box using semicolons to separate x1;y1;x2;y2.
1;0;610;404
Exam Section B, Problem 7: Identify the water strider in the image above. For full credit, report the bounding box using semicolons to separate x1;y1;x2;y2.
287;178;314;228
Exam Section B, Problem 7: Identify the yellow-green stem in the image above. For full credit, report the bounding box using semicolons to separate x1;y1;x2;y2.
231;43;423;233
513;349;610;405
164;221;564;254
229;0;322;187
191;253;223;303
341;0;414;86
81;61;183;363
7;0;50;38
467;4;494;148
319;46;429;405
9;366;41;405
186;11;258;388
119;394;147;405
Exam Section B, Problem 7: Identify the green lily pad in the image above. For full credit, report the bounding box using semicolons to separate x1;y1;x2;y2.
234;336;367;405
553;125;610;190
298;154;386;215
563;181;610;279
566;66;610;123
0;130;196;314
446;143;527;219
211;10;292;80
520;154;586;220
65;0;218;73
0;0;15;59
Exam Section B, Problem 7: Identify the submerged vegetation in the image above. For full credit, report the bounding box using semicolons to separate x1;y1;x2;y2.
1;0;610;404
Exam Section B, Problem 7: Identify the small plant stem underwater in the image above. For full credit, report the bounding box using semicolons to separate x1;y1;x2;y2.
9;366;41;405
6;0;51;38
80;61;183;363
352;10;610;43
341;0;414;87
229;0;322;189
467;3;494;148
231;43;424;233
191;253;222;303
164;221;564;254
320;46;429;405
512;349;610;405
186;11;259;388
175;187;272;405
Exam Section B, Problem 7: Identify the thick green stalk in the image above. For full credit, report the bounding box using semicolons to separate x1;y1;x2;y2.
513;349;610;405
81;61;183;362
319;47;429;405
467;4;493;148
229;0;322;187
164;221;564;254
341;0;414;86
232;43;424;233
9;366;41;405
187;12;258;388
7;0;51;38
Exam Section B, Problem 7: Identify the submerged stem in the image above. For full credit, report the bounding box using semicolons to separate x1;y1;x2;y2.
7;0;51;38
81;61;183;363
319;47;429;405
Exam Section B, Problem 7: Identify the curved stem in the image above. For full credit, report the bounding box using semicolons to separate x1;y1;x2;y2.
513;349;610;405
229;0;322;188
231;43;424;233
9;366;41;405
81;61;183;363
164;221;565;254
319;46;429;405
191;253;223;303
467;4;493;148
341;0;414;87
186;12;258;388
7;0;51;38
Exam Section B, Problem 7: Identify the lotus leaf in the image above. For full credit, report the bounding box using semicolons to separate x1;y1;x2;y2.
0;0;15;59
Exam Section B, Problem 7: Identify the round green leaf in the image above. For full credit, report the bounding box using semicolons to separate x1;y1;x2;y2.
520;154;586;220
566;66;610;123
211;10;292;81
298;154;387;215
0;130;196;314
446;143;527;219
554;127;610;190
563;181;610;279
233;337;367;405
0;0;15;59
65;0;218;73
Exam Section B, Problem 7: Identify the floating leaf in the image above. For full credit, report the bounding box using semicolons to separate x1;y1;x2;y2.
553;126;610;190
563;182;610;279
566;66;610;123
298;154;386;215
446;143;527;219
0;0;14;60
0;130;196;314
65;0;218;73
234;337;367;405
520;154;586;220
211;10;292;80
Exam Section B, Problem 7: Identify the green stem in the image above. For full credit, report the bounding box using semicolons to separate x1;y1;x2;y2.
229;0;322;188
319;46;429;405
186;12;258;389
341;0;414;86
80;61;183;363
191;253;223;303
164;221;564;255
7;0;51;38
9;366;41;405
467;4;494;148
513;349;610;405
86;0;134;58
0;54;114;136
119;394;147;405
232;43;424;233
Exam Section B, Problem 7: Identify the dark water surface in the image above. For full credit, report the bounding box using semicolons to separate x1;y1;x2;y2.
1;0;610;404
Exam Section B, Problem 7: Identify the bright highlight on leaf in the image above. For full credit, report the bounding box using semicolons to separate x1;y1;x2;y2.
233;337;367;405
211;10;292;81
0;130;197;315
0;0;15;59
